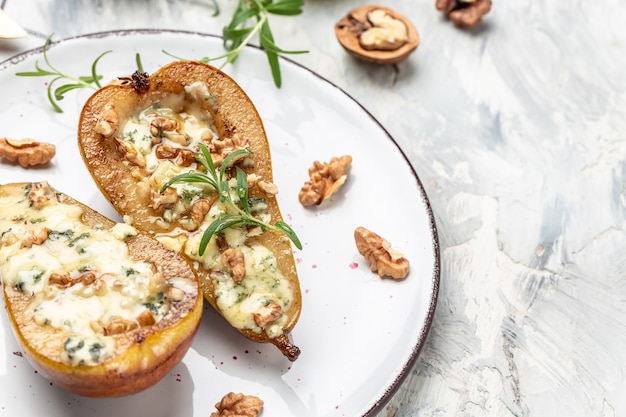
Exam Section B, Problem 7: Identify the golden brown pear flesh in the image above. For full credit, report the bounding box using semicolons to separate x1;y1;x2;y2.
0;182;203;397
77;61;302;361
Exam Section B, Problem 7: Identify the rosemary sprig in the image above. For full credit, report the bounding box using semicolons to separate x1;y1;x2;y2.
15;34;111;113
206;0;308;87
160;143;302;255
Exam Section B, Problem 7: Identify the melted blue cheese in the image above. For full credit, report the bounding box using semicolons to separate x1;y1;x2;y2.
0;186;171;366
183;209;293;336
120;83;294;337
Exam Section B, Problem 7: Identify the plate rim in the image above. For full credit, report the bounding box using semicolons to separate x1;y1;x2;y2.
0;28;441;417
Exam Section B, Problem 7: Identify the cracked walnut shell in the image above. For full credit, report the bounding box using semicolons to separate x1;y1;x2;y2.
354;226;410;279
0;138;56;167
335;5;419;64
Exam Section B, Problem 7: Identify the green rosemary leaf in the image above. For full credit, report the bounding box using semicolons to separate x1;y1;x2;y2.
91;50;112;88
274;221;302;250
15;68;54;77
220;148;252;178
265;0;304;15
260;38;308;55
54;83;85;100
160;172;216;193
135;53;144;73
209;0;220;16
222;26;255;42
35;60;55;75
219;179;230;202
196;143;215;173
41;34;58;73
199;215;247;255
227;7;260;29
46;77;63;113
259;20;281;87
78;75;103;83
236;167;250;214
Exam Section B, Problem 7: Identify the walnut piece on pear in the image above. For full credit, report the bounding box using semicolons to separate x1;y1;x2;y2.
335;5;419;65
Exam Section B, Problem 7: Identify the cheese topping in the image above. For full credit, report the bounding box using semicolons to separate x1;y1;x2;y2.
119;82;294;337
0;183;179;366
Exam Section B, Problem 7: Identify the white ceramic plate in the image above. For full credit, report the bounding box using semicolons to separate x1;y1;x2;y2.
0;30;439;417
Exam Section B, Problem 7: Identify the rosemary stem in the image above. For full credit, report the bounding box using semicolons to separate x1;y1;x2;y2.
220;6;268;68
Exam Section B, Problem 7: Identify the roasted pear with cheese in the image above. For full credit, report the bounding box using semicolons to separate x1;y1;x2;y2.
77;61;303;361
0;181;202;397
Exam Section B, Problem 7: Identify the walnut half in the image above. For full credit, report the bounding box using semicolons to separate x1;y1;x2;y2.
0;138;56;168
436;0;492;28
354;226;410;280
299;155;352;207
210;392;264;417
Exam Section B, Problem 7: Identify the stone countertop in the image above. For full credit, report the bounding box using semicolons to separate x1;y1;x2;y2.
2;0;626;416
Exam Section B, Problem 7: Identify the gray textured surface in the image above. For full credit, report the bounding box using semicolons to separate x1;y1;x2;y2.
2;0;626;415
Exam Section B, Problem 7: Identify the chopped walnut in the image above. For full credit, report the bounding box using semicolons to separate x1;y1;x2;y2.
28;181;57;209
436;0;492;28
149;117;179;138
299;155;352;206
253;302;283;328
116;138;146;168
186;197;216;231
155;143;178;159
222;248;246;284
48;272;72;288
150;187;178;211
354;226;410;279
210;392;264;417
97;303;155;335
20;227;50;248
90;277;108;296
247;174;278;195
155;144;196;167
94;105;119;137
49;270;98;289
103;316;139;335
210;132;250;167
148;271;169;294
0;138;56;168
78;271;97;286
136;310;156;327
166;286;186;302
149;116;188;146
257;180;278;195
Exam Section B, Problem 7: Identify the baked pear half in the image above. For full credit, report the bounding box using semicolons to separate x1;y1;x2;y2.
0;181;202;397
77;61;302;361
